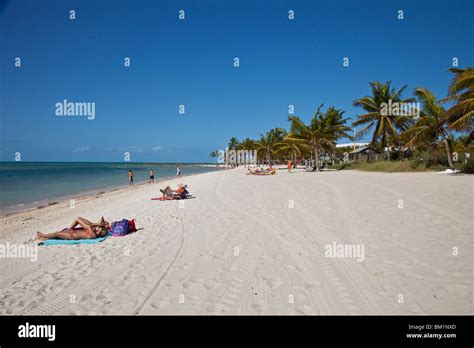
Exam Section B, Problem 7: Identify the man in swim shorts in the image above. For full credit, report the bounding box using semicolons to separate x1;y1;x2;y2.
149;169;155;183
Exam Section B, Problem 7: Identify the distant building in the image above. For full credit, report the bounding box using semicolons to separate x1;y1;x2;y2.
336;142;369;149
349;145;381;162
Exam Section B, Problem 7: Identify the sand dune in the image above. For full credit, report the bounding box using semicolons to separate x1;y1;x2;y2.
0;168;472;315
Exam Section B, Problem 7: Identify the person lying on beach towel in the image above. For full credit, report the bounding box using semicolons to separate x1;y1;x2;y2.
247;165;276;175
37;217;139;241
247;168;265;175
159;184;189;199
37;217;110;241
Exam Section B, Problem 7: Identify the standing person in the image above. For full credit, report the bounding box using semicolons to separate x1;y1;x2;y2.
176;164;181;176
149;169;155;184
128;170;134;186
287;160;292;173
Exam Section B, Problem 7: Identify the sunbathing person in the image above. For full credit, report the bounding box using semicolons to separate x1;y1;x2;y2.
248;165;275;175
160;184;187;198
247;167;265;174
37;217;110;241
268;164;276;174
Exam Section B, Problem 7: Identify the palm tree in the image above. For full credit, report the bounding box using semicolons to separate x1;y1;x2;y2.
239;138;257;150
444;68;474;143
285;118;324;171
238;138;258;165
226;137;240;165
323;106;353;158
448;134;469;156
255;128;286;164
353;81;415;159
209;150;220;163
277;111;313;163
274;139;304;163
404;87;455;169
228;137;239;151
285;104;351;171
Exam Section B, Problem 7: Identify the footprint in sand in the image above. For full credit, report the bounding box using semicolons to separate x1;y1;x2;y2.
251;303;263;314
304;280;321;290
214;302;231;313
408;307;423;314
151;299;171;309
80;294;91;301
267;277;283;289
221;264;234;272
204;279;222;289
292;306;304;315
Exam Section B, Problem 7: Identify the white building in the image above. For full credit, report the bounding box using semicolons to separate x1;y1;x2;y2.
335;142;369;149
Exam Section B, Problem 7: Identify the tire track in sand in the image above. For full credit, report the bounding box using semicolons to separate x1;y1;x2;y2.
134;201;186;314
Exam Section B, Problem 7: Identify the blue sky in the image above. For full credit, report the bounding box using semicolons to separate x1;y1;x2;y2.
0;0;472;162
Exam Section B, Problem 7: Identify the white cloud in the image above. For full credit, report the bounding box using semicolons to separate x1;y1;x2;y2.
128;146;144;153
73;146;90;153
152;146;163;151
107;146;144;153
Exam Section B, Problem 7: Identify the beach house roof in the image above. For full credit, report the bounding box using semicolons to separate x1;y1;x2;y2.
336;142;369;148
349;145;380;154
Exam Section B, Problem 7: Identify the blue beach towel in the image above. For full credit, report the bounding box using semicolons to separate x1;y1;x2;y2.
40;236;108;246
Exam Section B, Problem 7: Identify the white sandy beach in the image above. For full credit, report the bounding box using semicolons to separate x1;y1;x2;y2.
0;168;472;315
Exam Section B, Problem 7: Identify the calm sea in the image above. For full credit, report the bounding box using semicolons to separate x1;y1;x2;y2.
0;162;221;214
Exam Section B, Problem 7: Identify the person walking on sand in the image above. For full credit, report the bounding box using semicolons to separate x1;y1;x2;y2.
149;169;155;183
287;160;292;173
176;164;181;176
128;170;134;186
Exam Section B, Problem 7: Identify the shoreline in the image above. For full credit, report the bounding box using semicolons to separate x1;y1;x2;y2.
0;168;224;218
1;164;464;218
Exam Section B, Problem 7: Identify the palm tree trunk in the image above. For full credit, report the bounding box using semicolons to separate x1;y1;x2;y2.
315;147;320;171
441;134;455;169
384;131;391;161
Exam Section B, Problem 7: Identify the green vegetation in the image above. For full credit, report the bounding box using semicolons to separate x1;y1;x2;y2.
333;160;446;173
284;105;351;171
214;67;473;173
352;81;414;160
405;87;455;168
462;157;474;174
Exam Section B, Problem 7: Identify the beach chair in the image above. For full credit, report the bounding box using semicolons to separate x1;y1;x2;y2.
171;188;190;200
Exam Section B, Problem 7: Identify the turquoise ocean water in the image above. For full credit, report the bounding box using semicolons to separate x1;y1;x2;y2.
0;162;220;214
